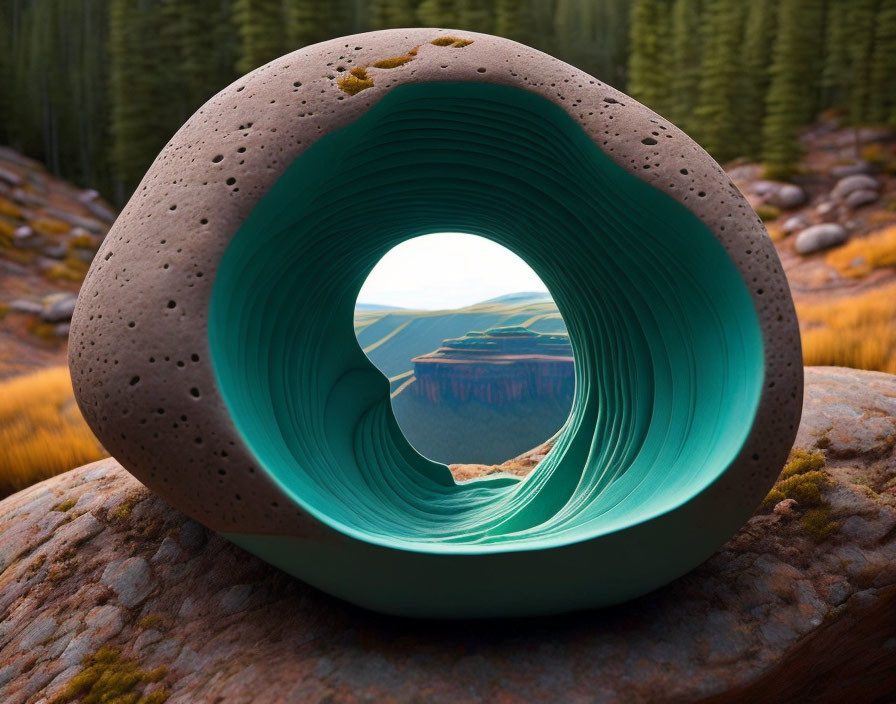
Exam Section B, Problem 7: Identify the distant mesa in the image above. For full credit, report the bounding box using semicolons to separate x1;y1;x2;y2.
410;326;574;406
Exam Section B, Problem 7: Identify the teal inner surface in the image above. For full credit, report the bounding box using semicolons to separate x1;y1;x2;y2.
209;82;764;553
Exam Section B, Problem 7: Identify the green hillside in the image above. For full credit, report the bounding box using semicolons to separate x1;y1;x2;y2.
354;299;567;381
354;297;571;464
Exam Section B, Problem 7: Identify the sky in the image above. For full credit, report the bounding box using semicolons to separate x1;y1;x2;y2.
356;233;550;310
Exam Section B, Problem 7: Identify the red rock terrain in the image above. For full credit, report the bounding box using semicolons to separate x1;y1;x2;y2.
1;367;895;703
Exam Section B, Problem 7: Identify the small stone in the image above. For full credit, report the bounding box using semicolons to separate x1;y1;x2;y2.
816;201;838;217
830;161;873;178
18;616;58;650
774;498;798;517
42;243;68;260
9;299;43;315
12;226;45;250
40;294;78;323
50;511;104;550
10;187;46;208
781;214;809;234
101;557;153;608
794;223;848;255
845;189;878;209
219;584;253;614
0;166;22;187
768;184;806;210
151;536;185;564
831;174;880;200
751;180;779;197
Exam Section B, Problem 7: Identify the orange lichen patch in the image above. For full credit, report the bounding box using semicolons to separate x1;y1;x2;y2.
46;254;90;283
371;55;415;69
797;284;896;373
0;195;22;219
69;233;98;250
766;223;786;242
338;67;375;96
431;36;473;48
31;216;71;236
826;225;896;278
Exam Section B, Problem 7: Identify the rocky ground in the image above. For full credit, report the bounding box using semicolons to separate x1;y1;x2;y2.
729;121;896;307
0;147;114;379
1;366;895;704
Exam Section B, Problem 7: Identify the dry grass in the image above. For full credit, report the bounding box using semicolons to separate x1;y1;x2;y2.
0;366;106;498
798;284;896;373
826;225;896;277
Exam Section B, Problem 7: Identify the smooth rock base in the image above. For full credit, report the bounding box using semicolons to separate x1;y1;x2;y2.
1;366;895;703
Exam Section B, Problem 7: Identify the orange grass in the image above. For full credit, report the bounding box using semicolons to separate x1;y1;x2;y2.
826;225;896;277
797;284;896;373
0;366;106;498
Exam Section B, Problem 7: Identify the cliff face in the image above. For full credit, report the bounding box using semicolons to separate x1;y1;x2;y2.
410;327;574;407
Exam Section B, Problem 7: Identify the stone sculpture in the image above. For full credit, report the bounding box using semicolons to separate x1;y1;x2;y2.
69;29;803;617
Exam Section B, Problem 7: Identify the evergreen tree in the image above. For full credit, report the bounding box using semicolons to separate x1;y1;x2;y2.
761;0;825;177
740;0;776;158
286;0;353;49
108;0;171;199
844;0;879;126
416;0;456;27
821;0;852;109
370;0;418;30
233;0;286;74
868;1;896;126
669;0;701;133
457;0;493;33
0;5;12;146
628;0;672;114
495;0;533;44
692;0;746;161
554;0;629;86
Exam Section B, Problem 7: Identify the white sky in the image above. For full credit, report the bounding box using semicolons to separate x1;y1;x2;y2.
356;233;549;310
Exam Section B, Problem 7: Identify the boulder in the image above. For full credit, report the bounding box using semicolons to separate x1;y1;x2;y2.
794;223;848;255
1;367;895;703
42;243;68;260
11;226;45;251
831;174;880;201
830;161;873;178
845;189;879;209
781;214;809;234
816;201;838;219
77;190;117;224
43;207;105;234
8;299;43;315
767;183;806;210
750;181;806;210
40;293;78;323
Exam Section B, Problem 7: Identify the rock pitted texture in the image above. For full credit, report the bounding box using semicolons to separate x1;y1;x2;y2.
2;366;894;703
69;28;800;548
67;29;801;616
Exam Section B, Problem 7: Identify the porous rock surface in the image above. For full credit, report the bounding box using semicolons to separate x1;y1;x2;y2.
69;27;801;539
1;366;895;704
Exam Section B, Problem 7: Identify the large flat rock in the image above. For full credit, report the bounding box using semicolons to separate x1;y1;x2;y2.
1;366;895;703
